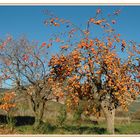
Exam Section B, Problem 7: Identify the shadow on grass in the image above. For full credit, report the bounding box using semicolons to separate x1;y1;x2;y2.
0;115;35;126
62;125;106;134
115;128;120;133
14;116;35;126
0;115;120;134
0;115;7;124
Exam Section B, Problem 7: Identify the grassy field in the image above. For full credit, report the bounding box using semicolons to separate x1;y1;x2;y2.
1;120;140;135
0;95;140;135
0;112;140;135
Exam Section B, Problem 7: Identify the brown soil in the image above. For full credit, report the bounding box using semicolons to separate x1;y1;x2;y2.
0;125;18;134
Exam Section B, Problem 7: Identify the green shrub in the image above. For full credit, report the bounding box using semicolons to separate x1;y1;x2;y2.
73;104;83;124
36;122;56;134
57;106;67;127
6;114;16;131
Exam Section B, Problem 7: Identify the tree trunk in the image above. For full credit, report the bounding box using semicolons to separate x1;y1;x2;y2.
33;101;45;128
101;101;115;134
27;96;45;128
33;116;42;129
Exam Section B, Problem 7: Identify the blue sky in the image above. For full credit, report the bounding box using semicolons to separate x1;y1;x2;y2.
0;5;140;44
0;5;140;88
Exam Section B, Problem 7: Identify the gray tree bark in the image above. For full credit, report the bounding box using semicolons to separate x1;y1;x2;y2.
101;101;115;134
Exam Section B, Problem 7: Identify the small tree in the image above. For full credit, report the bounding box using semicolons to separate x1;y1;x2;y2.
0;91;16;130
0;36;61;128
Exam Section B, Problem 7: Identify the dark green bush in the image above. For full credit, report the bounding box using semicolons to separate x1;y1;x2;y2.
57;106;67;127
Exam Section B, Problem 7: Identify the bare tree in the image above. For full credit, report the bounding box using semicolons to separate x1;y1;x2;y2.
0;36;58;128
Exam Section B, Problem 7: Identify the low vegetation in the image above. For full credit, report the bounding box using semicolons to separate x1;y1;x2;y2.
0;100;140;134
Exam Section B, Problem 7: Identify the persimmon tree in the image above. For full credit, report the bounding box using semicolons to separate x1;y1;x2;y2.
47;9;140;134
0;91;16;113
0;91;16;130
0;36;62;128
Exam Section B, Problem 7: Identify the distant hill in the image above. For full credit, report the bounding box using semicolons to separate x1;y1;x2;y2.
0;86;139;120
129;102;140;113
0;88;9;93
